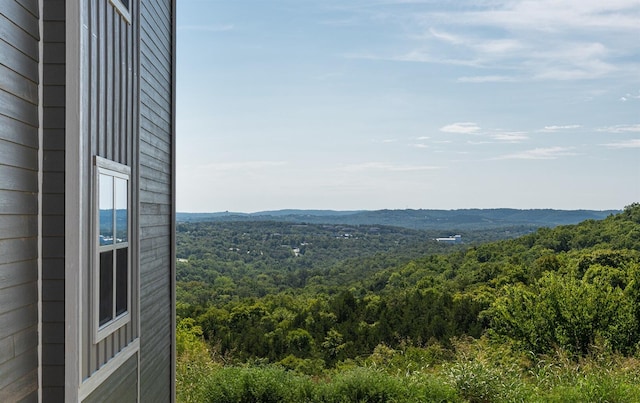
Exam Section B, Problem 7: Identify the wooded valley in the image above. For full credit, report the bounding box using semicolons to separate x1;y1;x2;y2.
177;204;640;402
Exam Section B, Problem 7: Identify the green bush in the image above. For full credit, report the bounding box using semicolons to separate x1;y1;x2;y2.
541;371;640;402
446;359;529;402
177;349;640;402
199;366;315;403
176;318;219;403
530;351;640;402
364;342;454;375
189;365;459;403
317;367;458;403
444;337;533;402
278;354;326;375
317;367;405;402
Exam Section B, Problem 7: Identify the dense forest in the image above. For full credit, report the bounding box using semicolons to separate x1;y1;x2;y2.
177;204;640;402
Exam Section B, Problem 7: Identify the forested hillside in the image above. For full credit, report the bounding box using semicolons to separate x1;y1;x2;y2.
177;208;617;230
175;220;536;306
177;204;640;402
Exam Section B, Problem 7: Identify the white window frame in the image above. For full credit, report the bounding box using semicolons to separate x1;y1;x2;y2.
109;0;131;23
93;156;132;343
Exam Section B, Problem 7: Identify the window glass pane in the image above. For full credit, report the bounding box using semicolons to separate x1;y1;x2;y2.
99;251;114;326
99;174;114;246
116;247;128;316
115;177;128;243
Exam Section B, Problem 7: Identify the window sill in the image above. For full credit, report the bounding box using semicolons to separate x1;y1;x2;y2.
94;312;130;344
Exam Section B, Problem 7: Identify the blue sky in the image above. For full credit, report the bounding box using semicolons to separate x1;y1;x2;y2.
177;0;640;213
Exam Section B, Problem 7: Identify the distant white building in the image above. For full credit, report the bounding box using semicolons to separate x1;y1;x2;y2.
436;235;462;244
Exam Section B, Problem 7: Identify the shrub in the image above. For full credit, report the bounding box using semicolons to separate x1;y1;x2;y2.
278;354;325;376
199;366;314;403
446;359;529;403
316;367;458;403
364;342;454;376
176;318;219;402
531;351;640;402
445;337;531;402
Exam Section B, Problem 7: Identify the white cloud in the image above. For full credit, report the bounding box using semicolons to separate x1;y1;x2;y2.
465;1;640;32
428;28;464;45
620;90;640;102
198;161;287;171
341;162;440;172
467;140;491;145
475;39;523;55
542;124;582;132
411;143;429;148
441;122;481;134
490;132;529;142
457;75;517;83
390;49;481;67
602;139;640;149
530;42;617;80
402;2;639;81
416;136;430;140
428;28;523;55
495;146;577;160
597;124;640;133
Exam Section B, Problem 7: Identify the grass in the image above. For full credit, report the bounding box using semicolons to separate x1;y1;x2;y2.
177;338;640;402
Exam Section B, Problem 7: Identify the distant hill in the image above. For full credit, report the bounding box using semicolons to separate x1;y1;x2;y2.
176;208;619;231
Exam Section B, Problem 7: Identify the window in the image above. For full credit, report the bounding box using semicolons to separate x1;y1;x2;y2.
94;157;131;342
109;0;131;23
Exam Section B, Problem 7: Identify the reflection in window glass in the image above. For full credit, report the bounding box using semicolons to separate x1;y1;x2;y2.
116;247;128;316
99;251;114;326
99;174;114;246
115;177;128;243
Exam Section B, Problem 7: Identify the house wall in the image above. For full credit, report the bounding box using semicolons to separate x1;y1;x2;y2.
138;0;175;400
0;0;40;401
81;0;140;379
1;0;174;399
42;0;67;400
81;354;138;403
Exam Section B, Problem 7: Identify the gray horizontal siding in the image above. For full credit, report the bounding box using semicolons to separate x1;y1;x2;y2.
0;87;38;124
0;165;38;192
0;139;38;170
0;63;38;103
0;1;39;400
139;0;174;400
0;114;38;148
0;215;37;239
0;37;38;83
0;190;37;215
0;260;37;290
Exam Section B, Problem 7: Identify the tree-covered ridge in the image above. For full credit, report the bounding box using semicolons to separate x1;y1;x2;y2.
177;204;640;373
177;207;618;231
